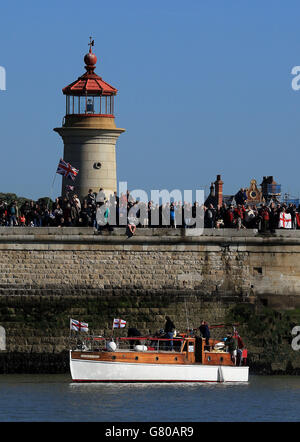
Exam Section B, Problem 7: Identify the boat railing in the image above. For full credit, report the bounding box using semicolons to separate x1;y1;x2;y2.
70;335;190;352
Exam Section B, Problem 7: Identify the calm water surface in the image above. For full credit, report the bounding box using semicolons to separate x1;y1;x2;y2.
0;374;299;422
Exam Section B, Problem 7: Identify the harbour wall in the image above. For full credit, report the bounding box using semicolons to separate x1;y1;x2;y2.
0;227;300;374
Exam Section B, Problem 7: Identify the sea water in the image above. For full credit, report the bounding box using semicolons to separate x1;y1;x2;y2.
0;374;299;422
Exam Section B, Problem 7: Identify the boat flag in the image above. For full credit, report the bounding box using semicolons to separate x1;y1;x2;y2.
56;158;79;181
70;318;88;332
113;318;127;329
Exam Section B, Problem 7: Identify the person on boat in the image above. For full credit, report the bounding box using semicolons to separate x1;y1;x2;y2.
225;333;238;365
164;316;176;351
199;320;210;349
127;327;142;350
233;329;245;366
150;329;166;350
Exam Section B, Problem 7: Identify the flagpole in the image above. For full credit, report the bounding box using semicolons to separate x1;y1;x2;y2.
47;173;57;210
69;317;73;349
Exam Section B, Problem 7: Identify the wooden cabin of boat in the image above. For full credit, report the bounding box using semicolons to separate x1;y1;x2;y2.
70;334;247;367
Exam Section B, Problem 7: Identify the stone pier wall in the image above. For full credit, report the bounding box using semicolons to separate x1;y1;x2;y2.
0;227;300;374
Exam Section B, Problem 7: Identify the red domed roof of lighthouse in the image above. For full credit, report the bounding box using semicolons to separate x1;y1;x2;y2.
62;38;117;97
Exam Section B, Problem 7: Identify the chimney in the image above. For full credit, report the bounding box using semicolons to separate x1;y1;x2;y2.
214;174;223;207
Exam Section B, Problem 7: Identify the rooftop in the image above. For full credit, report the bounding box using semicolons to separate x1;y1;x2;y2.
62;38;117;96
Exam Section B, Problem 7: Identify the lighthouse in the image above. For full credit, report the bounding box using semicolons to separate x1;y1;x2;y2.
54;38;125;200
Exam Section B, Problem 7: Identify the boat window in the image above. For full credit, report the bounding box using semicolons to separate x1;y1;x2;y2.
135;356;139;360
155;357;159;361
220;357;224;363
174;357;178;361
207;356;211;361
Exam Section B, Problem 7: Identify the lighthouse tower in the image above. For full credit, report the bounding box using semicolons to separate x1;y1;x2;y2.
54;39;125;200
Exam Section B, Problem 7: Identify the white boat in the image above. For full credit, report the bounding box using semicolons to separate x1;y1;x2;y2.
70;335;249;383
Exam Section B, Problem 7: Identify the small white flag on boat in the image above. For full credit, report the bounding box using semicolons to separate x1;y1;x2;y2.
113;318;127;328
70;318;88;332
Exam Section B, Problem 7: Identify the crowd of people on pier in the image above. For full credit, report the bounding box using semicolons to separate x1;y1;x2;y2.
203;201;299;231
0;188;299;232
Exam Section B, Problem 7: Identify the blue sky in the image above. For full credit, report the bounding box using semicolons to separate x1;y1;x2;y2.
1;0;300;201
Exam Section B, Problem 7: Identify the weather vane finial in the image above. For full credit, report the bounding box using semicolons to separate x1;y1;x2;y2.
89;36;94;53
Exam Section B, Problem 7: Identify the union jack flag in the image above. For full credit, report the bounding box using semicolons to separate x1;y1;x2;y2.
113;318;127;329
56;158;79;181
70;318;88;332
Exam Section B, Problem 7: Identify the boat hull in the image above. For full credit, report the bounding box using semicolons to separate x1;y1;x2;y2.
70;352;249;383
